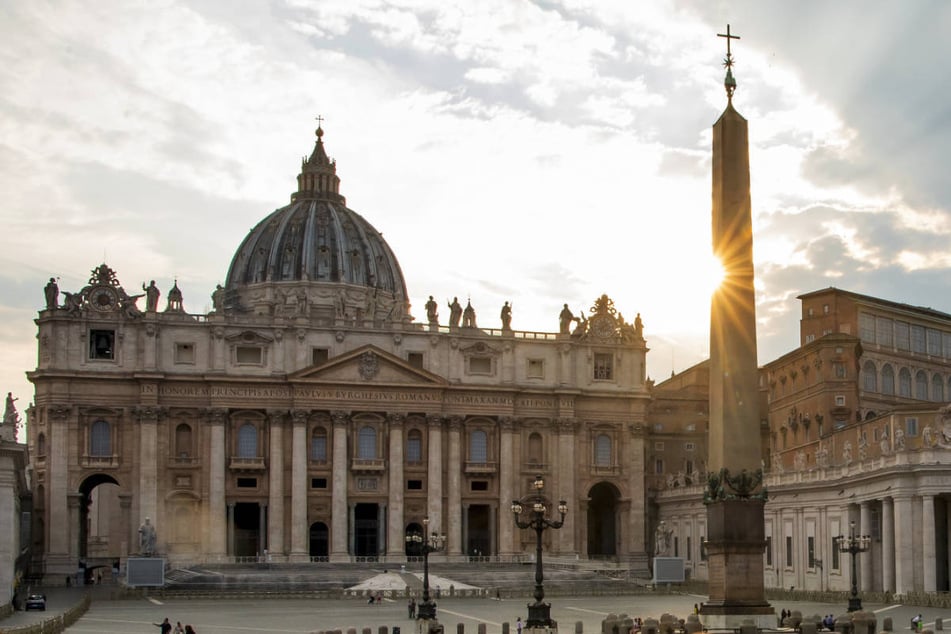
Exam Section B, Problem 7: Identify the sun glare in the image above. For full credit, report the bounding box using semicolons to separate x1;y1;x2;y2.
700;252;726;297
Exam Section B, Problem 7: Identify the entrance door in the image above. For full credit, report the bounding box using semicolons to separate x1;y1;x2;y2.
234;502;261;557
309;522;329;558
467;505;491;556
587;482;619;557
354;503;379;557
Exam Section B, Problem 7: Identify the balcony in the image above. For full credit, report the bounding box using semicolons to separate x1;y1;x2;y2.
464;461;498;474
591;464;620;476
351;458;385;473
80;454;119;469
169;456;200;469
229;456;265;471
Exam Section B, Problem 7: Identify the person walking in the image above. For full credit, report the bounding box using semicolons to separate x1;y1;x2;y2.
516;617;523;634
154;618;172;634
173;621;185;634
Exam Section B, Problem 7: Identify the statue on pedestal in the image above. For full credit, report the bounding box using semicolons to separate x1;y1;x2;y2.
559;304;574;334
139;517;157;556
44;277;59;309
142;281;160;312
448;297;462;327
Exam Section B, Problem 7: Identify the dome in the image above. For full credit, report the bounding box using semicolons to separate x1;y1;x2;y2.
223;126;410;321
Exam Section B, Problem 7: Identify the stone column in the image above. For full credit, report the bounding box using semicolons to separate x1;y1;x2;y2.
860;502;873;592
427;415;444;530
498;417;516;556
227;503;235;556
882;498;895;593
259;503;268;554
446;416;463;558
47;405;71;573
462;503;469;555
118;493;132;558
378;503;387;555
267;410;285;556
489;503;497;556
923;495;937;592
893;496;914;594
387;413;406;558
330;411;350;562
67;493;82;563
627;421;647;567
207;410;227;558
134;406;162;541
557;417;578;556
144;321;158;370
290;410;308;561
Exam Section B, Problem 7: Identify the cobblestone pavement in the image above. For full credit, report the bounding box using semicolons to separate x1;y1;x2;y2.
52;592;949;634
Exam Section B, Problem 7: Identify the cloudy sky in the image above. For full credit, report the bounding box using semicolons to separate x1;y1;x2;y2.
3;0;951;427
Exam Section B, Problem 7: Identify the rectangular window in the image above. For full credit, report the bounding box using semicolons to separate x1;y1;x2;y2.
311;434;327;462
674;536;679;558
876;317;894;347
174;342;195;364
906;417;919;437
311;477;328;489
593;353;613;380
406;435;422;463
944;333;951;359
237;477;257;488
911;325;926;353
835;395;846;406
685;460;694;474
831;537;840;570
527;359;545;379
236;346;263;364
859;313;875;343
896;321;911;350
407;479;423;490
89;329;115;360
765;536;773;566
805;334;815;343
928;328;942;356
785;535;793;568
312;348;329;365
834;363;846;378
407;352;424;369
823;304;830;314
654;441;665;451
684;442;696;452
468;357;492;374
654;458;664;474
807;536;816;569
686;536;692;562
470;480;489;492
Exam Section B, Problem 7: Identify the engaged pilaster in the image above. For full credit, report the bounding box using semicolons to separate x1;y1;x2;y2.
386;413;406;558
289;409;309;560
330;410;350;561
267;409;286;556
427;415;444;531
446;415;463;557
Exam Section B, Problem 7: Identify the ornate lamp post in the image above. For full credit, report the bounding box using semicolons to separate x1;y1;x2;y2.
511;475;568;629
405;517;445;622
835;520;871;612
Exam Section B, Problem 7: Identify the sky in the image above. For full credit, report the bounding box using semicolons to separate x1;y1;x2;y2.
3;1;951;433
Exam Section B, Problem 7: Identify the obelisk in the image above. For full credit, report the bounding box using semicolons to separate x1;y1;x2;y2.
701;25;773;629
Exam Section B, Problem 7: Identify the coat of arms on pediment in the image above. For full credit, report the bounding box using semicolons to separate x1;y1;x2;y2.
575;294;643;344
289;344;448;386
459;341;500;358
224;330;274;345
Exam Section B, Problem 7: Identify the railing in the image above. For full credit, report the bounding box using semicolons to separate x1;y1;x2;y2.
351;459;385;472
169;456;200;467
464;461;498;474
591;464;620;476
80;454;119;468
228;456;265;470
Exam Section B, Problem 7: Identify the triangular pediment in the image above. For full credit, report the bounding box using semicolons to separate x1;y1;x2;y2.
288;344;448;386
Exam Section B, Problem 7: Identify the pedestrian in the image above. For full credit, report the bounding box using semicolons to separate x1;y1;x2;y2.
693;604;699;615
154;617;172;634
912;615;923;631
516;616;523;634
185;626;197;634
174;621;185;634
408;597;416;618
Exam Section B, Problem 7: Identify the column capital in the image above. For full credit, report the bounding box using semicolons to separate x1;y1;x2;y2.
48;404;72;420
266;409;288;424
446;415;463;430
557;417;577;433
132;405;166;423
428;414;445;429
331;410;349;428
201;408;229;425
387;412;405;427
499;416;517;432
292;409;310;426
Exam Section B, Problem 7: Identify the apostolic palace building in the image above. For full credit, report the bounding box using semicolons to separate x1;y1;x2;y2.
26;126;653;580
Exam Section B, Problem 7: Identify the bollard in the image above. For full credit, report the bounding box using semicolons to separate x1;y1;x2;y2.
883;617;893;632
834;614;854;634
379;628;388;634
458;624;466;634
936;620;943;631
684;615;702;634
739;620;758;634
478;624;486;634
576;621;584;634
801;622;818;634
852;610;878;634
364;628;372;634
642;617;659;634
349;628;358;634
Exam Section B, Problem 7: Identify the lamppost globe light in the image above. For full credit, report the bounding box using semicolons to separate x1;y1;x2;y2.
533;475;544;490
511;501;523;515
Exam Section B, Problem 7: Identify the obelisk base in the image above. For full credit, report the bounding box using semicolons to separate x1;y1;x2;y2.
701;498;773;629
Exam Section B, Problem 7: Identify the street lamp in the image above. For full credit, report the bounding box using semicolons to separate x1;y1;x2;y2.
405;517;445;622
835;520;871;612
511;475;568;629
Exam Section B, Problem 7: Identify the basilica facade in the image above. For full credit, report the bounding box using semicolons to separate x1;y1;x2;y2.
26;126;653;580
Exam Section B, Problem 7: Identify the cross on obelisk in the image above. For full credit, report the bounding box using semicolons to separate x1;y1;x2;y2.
717;24;740;61
717;25;740;100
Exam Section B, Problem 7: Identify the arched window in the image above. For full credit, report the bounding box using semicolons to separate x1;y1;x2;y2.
175;423;192;458
311;427;327;462
36;432;46;457
469;430;487;463
933;375;945;403
595;434;611;466
527;432;543;465
862;361;877;392
882;364;895;395
237;423;258;458
90;420;111;456
406;429;422;464
916;370;929;400
358;426;377;460
899;368;912;397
